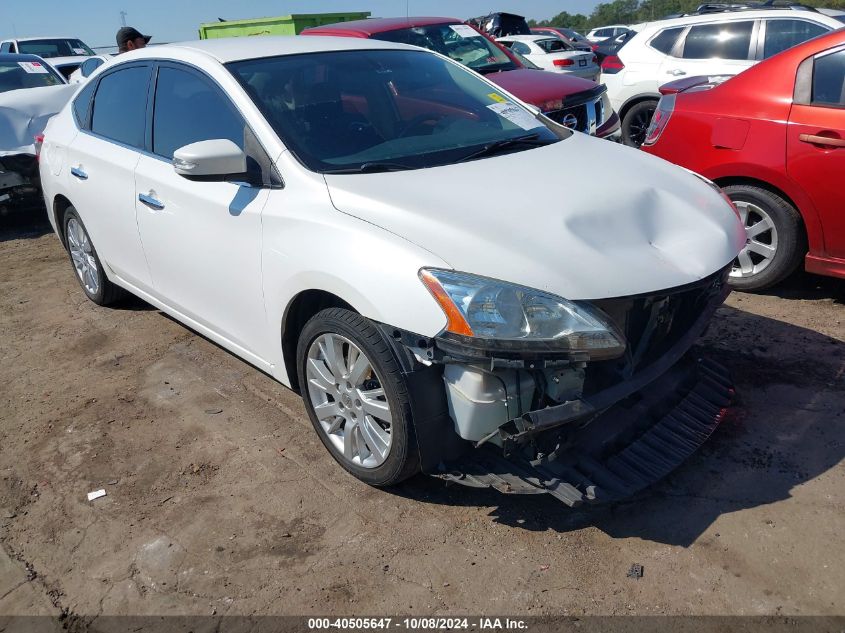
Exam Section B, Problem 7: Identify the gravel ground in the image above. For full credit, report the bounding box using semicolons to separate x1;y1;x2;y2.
1;212;843;620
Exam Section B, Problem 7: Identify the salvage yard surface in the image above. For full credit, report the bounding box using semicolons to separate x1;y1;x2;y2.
1;215;844;619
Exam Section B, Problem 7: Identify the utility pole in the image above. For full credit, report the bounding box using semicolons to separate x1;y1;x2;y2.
120;10;127;27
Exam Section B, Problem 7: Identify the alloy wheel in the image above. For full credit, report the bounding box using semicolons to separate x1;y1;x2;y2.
66;218;100;295
730;201;778;279
627;105;655;147
305;333;393;469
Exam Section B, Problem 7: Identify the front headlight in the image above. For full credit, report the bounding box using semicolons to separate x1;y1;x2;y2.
419;269;625;358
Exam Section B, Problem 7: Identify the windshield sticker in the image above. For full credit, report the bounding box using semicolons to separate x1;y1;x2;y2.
487;102;542;130
18;61;49;74
72;48;87;55
449;24;480;38
488;93;507;103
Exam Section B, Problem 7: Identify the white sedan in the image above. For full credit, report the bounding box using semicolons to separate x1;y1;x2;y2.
38;36;745;505
497;35;599;80
67;55;113;84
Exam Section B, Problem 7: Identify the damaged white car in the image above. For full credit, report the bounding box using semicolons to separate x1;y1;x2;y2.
38;37;745;505
1;54;76;216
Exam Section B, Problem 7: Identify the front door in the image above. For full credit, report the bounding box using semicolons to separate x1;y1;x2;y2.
134;63;270;362
787;46;845;260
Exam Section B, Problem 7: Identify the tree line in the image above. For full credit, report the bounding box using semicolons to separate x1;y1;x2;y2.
527;0;845;31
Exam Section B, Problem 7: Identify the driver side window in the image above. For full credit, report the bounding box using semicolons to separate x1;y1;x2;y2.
152;66;245;159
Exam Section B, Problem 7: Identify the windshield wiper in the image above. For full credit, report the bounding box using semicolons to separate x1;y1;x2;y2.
455;133;551;163
324;162;414;174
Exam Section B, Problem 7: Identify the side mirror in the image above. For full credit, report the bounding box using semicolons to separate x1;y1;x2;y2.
173;139;247;181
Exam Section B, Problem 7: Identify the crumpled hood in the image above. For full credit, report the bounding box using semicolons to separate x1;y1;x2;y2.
324;133;745;301
0;84;77;157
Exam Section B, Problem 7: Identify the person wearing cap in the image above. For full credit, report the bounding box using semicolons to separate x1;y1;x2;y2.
116;27;151;53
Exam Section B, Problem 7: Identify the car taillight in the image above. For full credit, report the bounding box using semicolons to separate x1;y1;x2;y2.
601;55;624;74
643;94;675;146
553;58;575;67
34;134;44;163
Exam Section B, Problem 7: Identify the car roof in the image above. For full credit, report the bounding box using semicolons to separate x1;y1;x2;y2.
302;16;461;37
3;36;84;42
637;8;842;31
120;35;418;64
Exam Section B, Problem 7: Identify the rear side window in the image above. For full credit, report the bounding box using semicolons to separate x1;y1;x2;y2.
72;79;96;128
509;41;532;55
91;65;151;148
152;66;244;159
812;49;845;106
764;20;828;59
682;21;754;60
0;43;11;53
649;27;684;55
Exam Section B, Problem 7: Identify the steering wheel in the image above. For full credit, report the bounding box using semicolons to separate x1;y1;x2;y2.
397;114;444;138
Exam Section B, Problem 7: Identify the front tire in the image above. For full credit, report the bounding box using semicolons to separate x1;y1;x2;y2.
296;308;419;486
621;100;657;148
723;184;805;291
63;207;126;305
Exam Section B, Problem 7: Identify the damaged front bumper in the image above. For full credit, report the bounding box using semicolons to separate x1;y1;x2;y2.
387;266;733;506
0;155;43;217
436;354;733;506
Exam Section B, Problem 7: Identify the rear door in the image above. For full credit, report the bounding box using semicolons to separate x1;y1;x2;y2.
65;63;153;289
659;19;757;81
134;62;271;359
787;45;845;260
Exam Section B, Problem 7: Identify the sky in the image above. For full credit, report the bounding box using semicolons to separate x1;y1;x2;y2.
0;1;603;49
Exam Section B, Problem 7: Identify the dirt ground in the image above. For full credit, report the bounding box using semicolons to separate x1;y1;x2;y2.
1;211;844;621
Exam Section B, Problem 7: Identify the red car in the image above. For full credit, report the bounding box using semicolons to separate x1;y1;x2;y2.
642;29;845;290
302;17;620;139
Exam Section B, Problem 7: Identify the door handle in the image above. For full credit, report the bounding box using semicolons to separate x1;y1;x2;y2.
799;133;845;148
138;192;165;210
667;69;687;76
70;166;88;180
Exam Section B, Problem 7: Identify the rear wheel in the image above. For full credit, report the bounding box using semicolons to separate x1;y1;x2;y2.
723;184;805;291
621;100;657;148
63;207;126;305
296;308;419;486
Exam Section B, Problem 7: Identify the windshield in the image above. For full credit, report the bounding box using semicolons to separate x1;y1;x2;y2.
0;60;64;93
228;50;561;174
16;39;94;58
369;24;517;74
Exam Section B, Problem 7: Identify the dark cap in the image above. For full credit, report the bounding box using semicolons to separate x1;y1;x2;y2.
116;26;151;49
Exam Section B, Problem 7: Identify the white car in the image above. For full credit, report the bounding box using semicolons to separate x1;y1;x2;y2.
586;25;629;43
67;55;113;84
601;8;845;147
0;37;95;80
497;35;599;80
38;36;745;505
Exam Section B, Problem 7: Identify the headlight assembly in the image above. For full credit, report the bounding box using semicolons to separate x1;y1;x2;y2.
419;268;626;359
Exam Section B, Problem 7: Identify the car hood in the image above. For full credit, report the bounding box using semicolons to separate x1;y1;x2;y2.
0;83;77;157
323;132;745;301
486;68;597;112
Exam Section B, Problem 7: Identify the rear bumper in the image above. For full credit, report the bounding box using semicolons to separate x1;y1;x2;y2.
436;355;733;506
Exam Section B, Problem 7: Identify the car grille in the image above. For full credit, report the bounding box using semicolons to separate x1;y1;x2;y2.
545;85;606;135
585;267;731;391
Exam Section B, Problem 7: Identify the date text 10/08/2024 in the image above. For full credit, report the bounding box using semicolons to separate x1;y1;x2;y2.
307;618;529;630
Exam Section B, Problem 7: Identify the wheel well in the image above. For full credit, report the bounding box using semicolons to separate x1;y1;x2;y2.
619;95;660;122
281;290;356;392
714;175;808;244
53;195;73;246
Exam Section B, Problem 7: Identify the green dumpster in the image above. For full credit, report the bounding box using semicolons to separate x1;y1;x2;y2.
198;12;371;39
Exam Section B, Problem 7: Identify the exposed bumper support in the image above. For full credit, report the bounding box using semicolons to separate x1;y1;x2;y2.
436;356;734;506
